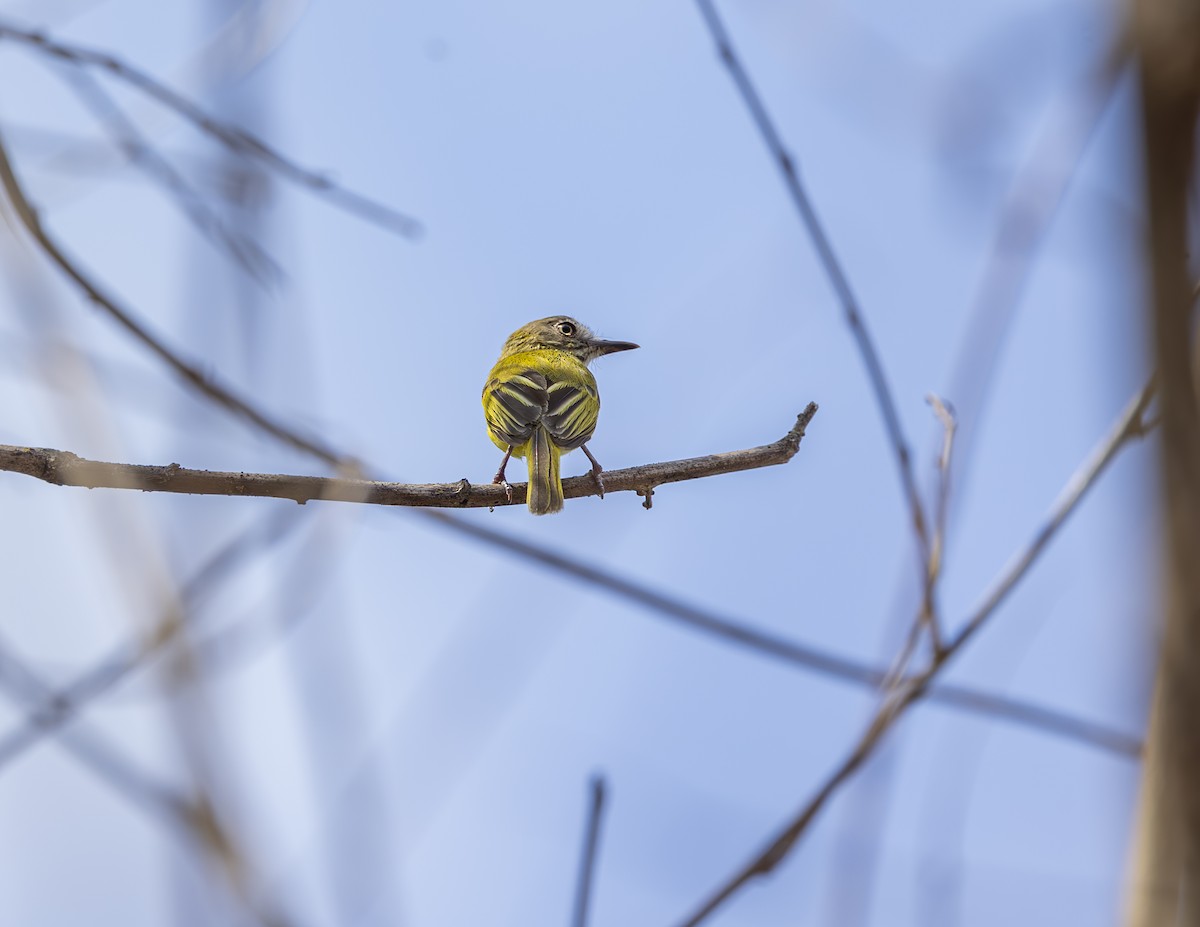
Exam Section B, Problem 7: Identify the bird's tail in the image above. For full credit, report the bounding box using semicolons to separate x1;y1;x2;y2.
527;426;563;515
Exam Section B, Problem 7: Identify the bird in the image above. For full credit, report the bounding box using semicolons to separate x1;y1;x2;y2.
482;316;638;514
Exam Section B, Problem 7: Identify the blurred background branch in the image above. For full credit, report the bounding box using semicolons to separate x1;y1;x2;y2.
571;775;608;927
0;18;423;238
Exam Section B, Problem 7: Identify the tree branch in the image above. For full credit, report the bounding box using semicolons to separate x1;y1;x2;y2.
0;404;818;508
675;377;1157;927
1126;3;1200;919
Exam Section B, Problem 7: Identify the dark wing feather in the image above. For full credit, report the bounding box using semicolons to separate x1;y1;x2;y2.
483;370;548;447
542;380;598;450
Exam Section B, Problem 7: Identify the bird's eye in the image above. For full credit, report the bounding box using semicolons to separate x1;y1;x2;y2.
556;321;576;336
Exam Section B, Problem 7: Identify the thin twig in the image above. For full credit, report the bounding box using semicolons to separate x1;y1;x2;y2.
0;19;423;239
0;404;817;507
572;775;609;927
675;377;1157;927
57;64;281;285
881;395;957;687
694;0;929;563
924;393;957;652
928;395;957;580
945;380;1156;654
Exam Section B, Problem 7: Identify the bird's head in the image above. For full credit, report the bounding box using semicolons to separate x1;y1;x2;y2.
500;316;639;365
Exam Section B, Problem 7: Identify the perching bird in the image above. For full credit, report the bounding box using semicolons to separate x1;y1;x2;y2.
483;317;638;514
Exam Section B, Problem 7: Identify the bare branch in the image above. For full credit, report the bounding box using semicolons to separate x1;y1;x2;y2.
572;775;608;927
882;395;958;687
694;0;929;561
0;19;423;239
676;377;1157;927
924;393;957;650
0;404;817;507
946;380;1156;654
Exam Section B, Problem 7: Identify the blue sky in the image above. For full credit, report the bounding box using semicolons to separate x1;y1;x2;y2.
0;0;1153;925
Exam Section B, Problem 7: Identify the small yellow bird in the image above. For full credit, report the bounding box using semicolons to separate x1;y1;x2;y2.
483;317;638;514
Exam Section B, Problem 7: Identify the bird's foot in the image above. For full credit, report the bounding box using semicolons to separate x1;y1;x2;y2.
581;444;605;499
492;477;514;503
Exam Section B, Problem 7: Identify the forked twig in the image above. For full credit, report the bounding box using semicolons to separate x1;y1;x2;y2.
676;378;1157;926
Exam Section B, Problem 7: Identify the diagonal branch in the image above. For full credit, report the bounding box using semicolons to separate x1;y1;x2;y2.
694;0;928;561
57;63;282;285
572;775;609;927
0;404;817;508
0;125;348;466
0;19;423;239
675;377;1157;927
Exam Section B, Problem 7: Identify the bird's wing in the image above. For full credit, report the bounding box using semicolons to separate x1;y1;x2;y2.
483;369;549;447
542;379;599;451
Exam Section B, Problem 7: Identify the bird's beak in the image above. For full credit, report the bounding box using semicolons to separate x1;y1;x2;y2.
590;339;640;356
